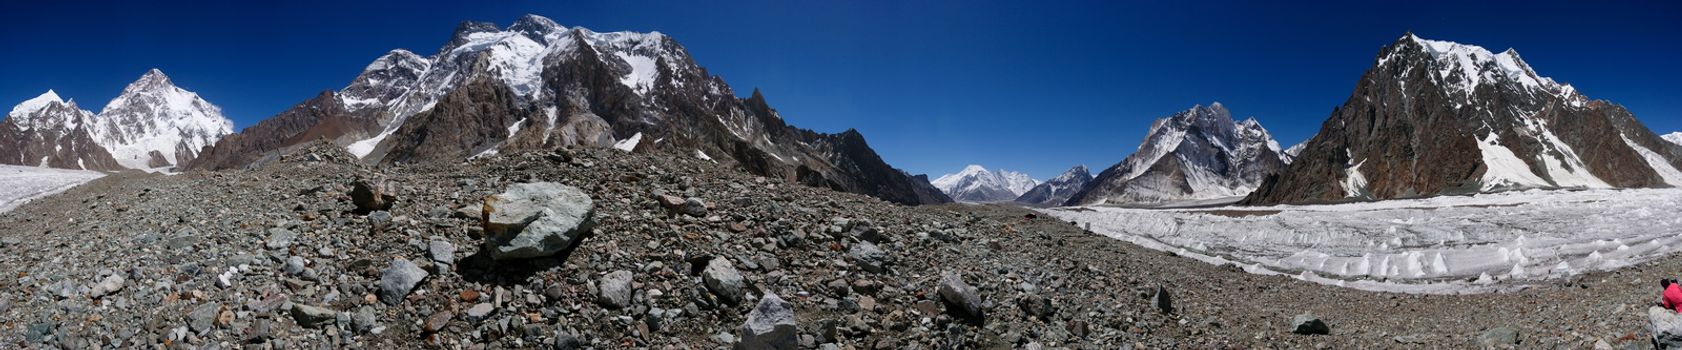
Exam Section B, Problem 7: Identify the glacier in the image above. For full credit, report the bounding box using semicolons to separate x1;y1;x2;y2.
1042;188;1682;294
0;165;105;213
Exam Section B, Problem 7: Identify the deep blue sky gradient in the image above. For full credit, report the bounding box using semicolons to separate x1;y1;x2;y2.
2;0;1678;179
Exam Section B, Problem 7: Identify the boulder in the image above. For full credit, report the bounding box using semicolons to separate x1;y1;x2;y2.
1650;307;1682;349
1153;286;1173;314
938;272;985;324
1291;313;1330;335
682;197;708;217
188;303;221;333
378;259;428;305
481;182;595;260
88;274;125;298
350;178;395;214
848;241;887;273
597;270;634;309
703;258;745;306
736;292;798;350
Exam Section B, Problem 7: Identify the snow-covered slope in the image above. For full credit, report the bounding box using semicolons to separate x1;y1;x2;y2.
1246;34;1682;204
0;92;124;170
932;164;1039;202
1664;132;1682;146
1014;165;1092;207
93;69;234;170
1067;103;1290;205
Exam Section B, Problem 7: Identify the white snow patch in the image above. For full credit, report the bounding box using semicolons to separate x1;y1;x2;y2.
1475;133;1550;190
613;132;642;152
694;150;714;162
614;52;658;95
1622;134;1682;186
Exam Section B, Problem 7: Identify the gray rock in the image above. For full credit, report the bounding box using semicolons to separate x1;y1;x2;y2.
597;270;634;309
351;306;378;334
848;241;887;273
1017;294;1052;319
264;228;296;250
429;240;456;266
481;182;595;260
1291;313;1330;335
554;331;582;350
284;256;307;276
703;258;745;306
682;197;708;217
848;219;883;243
88;274;125;298
465;303;495;323
377;258;428;305
290;303;337;328
25;322;53;343
735;292;798;350
938;272;985;324
1153;286;1172;314
350;178;395;214
1653;307;1682;349
367;210;393;231
1478;326;1520;346
189;303;221;333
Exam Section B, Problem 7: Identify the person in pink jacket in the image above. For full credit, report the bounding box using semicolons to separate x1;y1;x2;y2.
1663;279;1682;312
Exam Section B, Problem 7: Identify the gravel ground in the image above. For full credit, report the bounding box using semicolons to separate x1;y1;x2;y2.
0;144;1667;349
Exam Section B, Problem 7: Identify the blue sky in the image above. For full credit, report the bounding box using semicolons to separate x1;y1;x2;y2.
2;0;1678;180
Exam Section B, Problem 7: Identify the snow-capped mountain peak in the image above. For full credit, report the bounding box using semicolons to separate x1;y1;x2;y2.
1067;103;1290;205
932;164;1040;202
1391;34;1581;105
9;90;66;120
94;69;235;170
1664;132;1682;146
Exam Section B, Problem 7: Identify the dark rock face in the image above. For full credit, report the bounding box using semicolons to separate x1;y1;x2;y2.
187;92;377;170
0;100;124;171
1244;34;1682;205
186;15;949;205
1067;103;1289;206
1014;165;1092;207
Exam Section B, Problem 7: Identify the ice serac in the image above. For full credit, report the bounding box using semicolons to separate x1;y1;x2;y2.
188;14;950;205
0;92;124;171
94;69;234;170
1066;103;1290;206
932;165;1040;202
1014;165;1091;207
1244;34;1682;205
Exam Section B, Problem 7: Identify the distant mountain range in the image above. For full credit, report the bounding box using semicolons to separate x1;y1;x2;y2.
1013;165;1090;207
1065;103;1290;206
1;70;233;171
931;164;1038;202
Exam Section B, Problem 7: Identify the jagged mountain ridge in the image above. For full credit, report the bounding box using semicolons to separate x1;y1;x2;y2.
1013;165;1091;207
0;69;230;171
1066;103;1290;206
931;165;1039;202
1244;34;1682;205
187;14;950;205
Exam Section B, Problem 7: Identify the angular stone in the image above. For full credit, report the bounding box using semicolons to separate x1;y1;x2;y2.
429;240;456;266
597;270;634;309
1291;313;1330;335
848;241;887;273
682;197;708;217
1153;286;1173;314
377;259;428;305
465;303;495;323
188;303;221;333
703;258;745;306
736;292;797;350
350;178;395;214
938;272;984;324
88;274;126;298
264;228;296;250
481;182;595;260
290;303;337;328
423;311;453;333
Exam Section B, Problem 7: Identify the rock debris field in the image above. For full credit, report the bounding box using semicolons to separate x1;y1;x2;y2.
0;145;1677;349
